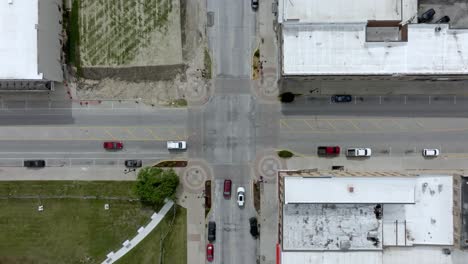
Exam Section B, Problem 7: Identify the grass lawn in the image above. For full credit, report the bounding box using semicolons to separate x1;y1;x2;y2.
0;181;186;264
0;199;152;264
0;181;137;198
117;206;187;264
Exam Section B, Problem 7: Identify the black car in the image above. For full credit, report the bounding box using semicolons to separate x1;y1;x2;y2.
124;160;142;168
24;160;46;168
208;221;216;242
249;217;259;238
331;94;353;103
435;16;450;24
251;0;258;10
419;8;436;23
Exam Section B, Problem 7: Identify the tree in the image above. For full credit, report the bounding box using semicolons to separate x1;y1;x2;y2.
134;167;179;207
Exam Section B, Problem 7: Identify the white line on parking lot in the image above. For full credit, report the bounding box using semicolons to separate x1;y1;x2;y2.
454;95;457;105
404;96;407;105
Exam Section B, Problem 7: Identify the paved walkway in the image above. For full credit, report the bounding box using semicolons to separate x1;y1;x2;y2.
0;167;137;181
178;160;213;264
102;200;174;264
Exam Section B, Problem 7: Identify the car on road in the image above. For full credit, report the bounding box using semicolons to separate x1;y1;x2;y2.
251;0;258;10
346;148;372;157
423;148;440;157
249;217;259;238
208;221;216;242
317;146;340;156
331;94;353;103
237;187;245;207
124;160;142;168
419;8;435;23
24;160;46;168
206;243;214;262
167;140;187;150
223;179;232;198
435;16;450;24
103;141;123;150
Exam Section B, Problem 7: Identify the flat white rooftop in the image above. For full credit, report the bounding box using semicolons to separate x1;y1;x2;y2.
281;246;459;264
284;176;416;204
278;0;403;23
0;0;42;80
282;203;382;250
282;23;468;75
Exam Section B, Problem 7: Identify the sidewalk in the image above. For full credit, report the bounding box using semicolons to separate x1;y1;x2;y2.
286;155;468;173
178;188;205;264
0;167;137;181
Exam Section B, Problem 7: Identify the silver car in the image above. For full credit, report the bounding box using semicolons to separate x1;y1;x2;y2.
423;149;439;157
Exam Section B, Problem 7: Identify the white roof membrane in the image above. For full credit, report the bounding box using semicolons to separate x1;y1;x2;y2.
0;0;42;80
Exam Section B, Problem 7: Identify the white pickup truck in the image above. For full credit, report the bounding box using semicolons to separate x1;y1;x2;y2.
346;148;371;157
167;141;187;150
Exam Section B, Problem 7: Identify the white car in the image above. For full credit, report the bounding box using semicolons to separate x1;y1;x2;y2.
423;149;440;157
237;187;245;207
167;141;187;150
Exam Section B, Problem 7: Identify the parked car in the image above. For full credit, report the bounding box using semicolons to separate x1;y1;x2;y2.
167;140;187;150
124;160;142;168
237;187;245;207
24;160;46;168
249;217;259;238
331;94;352;103
103;141;123;150
419;8;435;23
435;16;450;24
208;221;216;242
223;179;232;198
423;149;440;157
251;0;259;10
317;146;340;156
346;148;372;157
206;243;214;262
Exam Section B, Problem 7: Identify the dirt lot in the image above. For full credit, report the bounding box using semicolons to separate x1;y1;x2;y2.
79;0;182;67
73;0;210;106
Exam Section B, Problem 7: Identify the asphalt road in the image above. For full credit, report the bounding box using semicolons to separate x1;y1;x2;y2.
0;107;188;166
280;95;468;156
206;0;258;262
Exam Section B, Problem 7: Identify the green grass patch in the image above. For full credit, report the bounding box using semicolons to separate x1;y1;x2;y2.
117;206;187;264
203;48;212;79
170;99;188;107
0;198;153;263
277;150;294;159
0;181;137;198
68;0;82;76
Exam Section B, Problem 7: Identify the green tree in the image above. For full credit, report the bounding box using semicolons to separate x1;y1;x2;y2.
134;167;179;208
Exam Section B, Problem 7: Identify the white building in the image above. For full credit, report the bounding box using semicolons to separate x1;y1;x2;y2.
278;173;457;264
0;0;63;90
278;0;468;76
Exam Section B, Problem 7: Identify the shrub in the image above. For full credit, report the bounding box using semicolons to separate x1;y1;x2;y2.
134;167;179;208
277;150;294;159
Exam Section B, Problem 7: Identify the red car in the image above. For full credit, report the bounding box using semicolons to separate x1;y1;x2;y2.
103;141;123;150
206;243;214;262
317;146;340;156
223;179;232;198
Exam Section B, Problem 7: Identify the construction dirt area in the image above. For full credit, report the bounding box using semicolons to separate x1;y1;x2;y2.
72;0;210;106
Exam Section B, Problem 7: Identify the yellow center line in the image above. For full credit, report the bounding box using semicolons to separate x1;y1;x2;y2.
347;120;361;131
124;128;139;140
104;129;117;140
280;120;293;130
326;120;337;131
303;120;315;130
145;128;163;140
